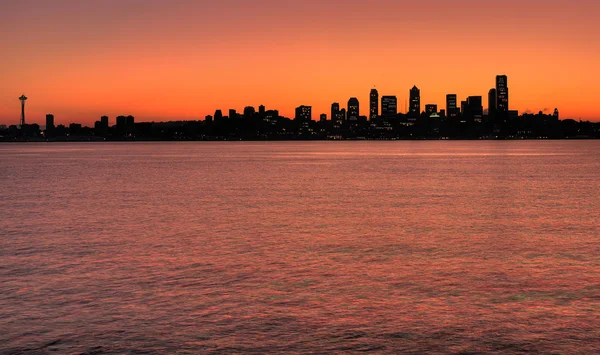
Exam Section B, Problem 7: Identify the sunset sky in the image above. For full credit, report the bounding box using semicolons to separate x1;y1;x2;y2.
1;0;599;125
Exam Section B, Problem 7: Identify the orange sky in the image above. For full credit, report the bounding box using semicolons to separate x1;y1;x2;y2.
1;0;599;125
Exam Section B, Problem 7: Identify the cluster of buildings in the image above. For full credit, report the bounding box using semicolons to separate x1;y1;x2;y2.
291;75;555;124
2;74;598;141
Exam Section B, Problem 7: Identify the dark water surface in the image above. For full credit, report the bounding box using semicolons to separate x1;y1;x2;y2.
1;141;599;354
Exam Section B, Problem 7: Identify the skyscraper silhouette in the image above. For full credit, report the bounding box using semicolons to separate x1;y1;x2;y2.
347;98;359;121
496;75;509;114
381;96;398;119
331;102;340;121
244;106;255;118
46;114;55;130
465;96;483;120
295;105;312;121
45;114;55;137
214;110;223;121
370;88;379;121
229;109;237;119
409;86;420;117
488;88;497;118
446;94;458;119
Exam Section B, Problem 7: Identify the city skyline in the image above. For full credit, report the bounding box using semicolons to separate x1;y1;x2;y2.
1;0;599;124
5;72;597;142
0;74;576;127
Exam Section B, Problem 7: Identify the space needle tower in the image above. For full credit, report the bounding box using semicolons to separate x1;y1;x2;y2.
19;94;28;127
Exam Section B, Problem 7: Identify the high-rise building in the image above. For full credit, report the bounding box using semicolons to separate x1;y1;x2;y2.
319;113;327;122
116;115;127;128
45;114;55;130
331;103;340;121
496;75;509;113
229;109;238;119
347;98;359;121
553;108;559;120
243;106;255;118
465;96;483;119
214;110;223;121
45;114;55;136
369;89;379;121
488;88;497;117
381;96;398;119
258;105;266;115
446;94;458;118
409;86;421;117
295;105;312;121
425;104;438;115
95;115;109;136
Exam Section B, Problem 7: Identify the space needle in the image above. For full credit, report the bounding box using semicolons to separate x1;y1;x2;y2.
19;94;28;127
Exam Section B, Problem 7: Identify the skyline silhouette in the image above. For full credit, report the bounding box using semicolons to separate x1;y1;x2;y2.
1;1;599;123
3;74;599;141
0;73;591;128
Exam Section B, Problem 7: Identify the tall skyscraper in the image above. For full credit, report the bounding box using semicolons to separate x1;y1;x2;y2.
347;98;359;121
369;88;379;121
381;96;398;119
319;113;327;122
409;86;421;117
488;88;497;117
100;115;109;127
214;110;223;121
45;114;55;130
496;75;509;114
295;105;312;121
446;94;458;118
331;102;340;121
45;114;55;136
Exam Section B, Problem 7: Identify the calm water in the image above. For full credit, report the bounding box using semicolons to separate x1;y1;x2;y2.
1;141;599;354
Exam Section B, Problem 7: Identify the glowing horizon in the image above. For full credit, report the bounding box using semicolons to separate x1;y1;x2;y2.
1;0;599;125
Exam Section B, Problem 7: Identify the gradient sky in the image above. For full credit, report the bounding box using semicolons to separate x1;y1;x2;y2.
1;0;599;125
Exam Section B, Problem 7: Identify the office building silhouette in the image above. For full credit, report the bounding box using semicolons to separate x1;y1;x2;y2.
295;105;312;121
488;88;497;118
410;86;421;117
348;98;360;121
370;89;379;121
496;75;509;114
446;94;458;119
381;96;398;119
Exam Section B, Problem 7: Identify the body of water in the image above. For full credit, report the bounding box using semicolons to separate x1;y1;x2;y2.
1;141;599;354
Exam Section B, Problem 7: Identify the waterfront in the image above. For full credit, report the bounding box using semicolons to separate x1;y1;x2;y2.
1;142;599;354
